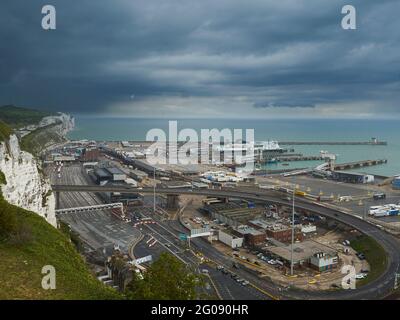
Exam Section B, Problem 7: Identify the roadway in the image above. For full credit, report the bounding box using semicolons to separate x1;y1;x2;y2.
129;206;268;300
51;184;400;300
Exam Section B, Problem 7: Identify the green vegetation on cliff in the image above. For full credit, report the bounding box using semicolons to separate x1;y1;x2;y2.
20;122;65;155
0;170;121;300
0;120;12;142
0;105;54;128
126;252;204;300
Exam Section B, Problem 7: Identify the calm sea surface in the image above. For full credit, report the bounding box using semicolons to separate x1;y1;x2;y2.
68;117;400;176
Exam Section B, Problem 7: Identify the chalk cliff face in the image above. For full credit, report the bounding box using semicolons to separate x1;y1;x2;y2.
0;113;74;227
40;113;75;136
0;134;56;226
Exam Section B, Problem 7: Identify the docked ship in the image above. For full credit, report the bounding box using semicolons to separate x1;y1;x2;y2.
214;140;284;164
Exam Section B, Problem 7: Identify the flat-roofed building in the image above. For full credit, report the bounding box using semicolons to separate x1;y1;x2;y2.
204;202;262;228
332;171;374;184
234;225;265;246
218;229;243;248
267;240;338;270
106;167;126;181
129;169;148;182
94;168;112;184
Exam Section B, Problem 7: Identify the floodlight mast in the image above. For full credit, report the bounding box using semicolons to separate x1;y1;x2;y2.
290;179;295;276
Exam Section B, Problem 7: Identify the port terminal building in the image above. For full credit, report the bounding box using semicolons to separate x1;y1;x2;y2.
332;171;374;184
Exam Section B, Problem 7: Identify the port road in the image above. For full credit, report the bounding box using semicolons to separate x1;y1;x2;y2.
52;183;400;300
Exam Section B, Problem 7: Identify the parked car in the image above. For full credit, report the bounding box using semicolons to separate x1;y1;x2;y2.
342;240;350;246
373;193;386;200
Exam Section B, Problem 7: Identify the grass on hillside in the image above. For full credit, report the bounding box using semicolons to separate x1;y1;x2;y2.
0;105;54;128
0;170;122;300
350;235;388;287
0;120;12;142
20;123;64;155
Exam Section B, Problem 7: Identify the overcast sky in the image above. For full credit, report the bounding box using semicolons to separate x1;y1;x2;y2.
1;0;399;118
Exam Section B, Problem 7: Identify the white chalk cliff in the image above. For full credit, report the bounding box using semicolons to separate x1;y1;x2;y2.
0;134;56;226
0;113;74;227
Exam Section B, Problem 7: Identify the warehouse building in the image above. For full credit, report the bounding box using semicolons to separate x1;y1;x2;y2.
203;202;262;228
93;167;127;185
81;147;100;162
129;169;148;182
94;168;112;185
106;167;126;181
332;171;374;184
267;241;338;271
265;223;304;243
248;219;305;243
218;229;243;248
234;226;265;246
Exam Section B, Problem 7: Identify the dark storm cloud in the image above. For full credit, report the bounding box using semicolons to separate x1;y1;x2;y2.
0;0;399;117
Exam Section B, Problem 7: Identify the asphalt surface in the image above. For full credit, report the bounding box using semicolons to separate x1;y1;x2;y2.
52;183;400;300
46;165;141;253
129;207;272;300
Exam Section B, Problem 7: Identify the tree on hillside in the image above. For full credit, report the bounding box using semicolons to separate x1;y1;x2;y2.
126;252;204;300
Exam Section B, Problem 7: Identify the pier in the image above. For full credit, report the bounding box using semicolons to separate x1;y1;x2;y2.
274;155;324;162
333;159;388;170
279;139;387;146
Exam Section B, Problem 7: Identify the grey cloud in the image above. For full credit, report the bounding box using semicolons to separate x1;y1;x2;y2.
0;0;399;117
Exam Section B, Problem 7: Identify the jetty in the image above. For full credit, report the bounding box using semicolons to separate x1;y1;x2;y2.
279;138;387;146
333;159;388;170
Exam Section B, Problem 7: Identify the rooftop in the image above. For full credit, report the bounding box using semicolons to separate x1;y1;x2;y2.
106;167;125;175
268;240;337;263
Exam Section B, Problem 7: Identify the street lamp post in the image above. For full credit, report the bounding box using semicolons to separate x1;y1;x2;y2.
153;167;156;214
290;178;295;276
